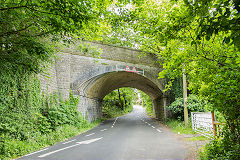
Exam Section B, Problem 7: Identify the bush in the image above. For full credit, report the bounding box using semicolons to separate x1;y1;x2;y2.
200;129;240;160
167;94;207;120
45;94;84;130
0;66;96;159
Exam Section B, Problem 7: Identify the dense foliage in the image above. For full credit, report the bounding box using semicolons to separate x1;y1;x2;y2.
0;1;113;159
200;133;240;160
139;91;153;116
0;66;99;159
0;0;98;72
168;94;207;121
102;88;137;118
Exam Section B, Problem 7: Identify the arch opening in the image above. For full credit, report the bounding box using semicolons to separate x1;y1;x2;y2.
71;71;168;122
101;87;138;119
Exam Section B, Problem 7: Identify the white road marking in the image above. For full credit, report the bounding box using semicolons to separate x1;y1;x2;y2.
111;117;118;128
152;126;155;128
100;129;107;131
145;122;148;124
24;148;49;157
157;129;162;133
148;123;151;126
62;139;76;144
85;133;95;137
38;137;102;158
77;137;103;144
113;117;118;124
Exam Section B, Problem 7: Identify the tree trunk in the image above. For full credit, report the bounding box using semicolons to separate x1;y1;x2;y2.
117;89;124;110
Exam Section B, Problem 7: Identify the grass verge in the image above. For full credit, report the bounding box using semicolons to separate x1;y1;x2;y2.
166;119;195;134
1;120;101;160
166;119;210;141
187;136;209;141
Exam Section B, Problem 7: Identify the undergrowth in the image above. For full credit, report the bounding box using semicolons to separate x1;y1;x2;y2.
0;66;101;160
140;91;153;116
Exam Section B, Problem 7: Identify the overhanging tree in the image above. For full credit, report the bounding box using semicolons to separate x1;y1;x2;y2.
0;0;112;71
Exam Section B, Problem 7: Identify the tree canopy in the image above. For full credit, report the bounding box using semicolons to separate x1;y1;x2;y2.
94;0;239;153
0;0;112;72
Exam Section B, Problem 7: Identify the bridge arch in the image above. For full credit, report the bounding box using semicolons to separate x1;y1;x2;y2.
40;43;169;122
71;66;167;122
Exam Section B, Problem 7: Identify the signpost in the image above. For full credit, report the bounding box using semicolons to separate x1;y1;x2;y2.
191;112;223;138
191;112;214;138
116;65;144;75
124;65;138;72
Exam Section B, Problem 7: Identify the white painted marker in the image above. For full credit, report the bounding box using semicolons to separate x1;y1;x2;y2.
85;133;95;137
113;117;118;125
157;129;162;133
152;126;155;128
24;148;49;157
38;137;102;158
111;117;118;128
62;139;76;144
100;129;107;131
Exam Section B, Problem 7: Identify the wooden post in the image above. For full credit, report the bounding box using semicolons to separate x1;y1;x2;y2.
212;112;216;137
183;64;189;127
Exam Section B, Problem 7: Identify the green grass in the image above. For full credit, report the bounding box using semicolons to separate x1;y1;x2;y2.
187;136;209;141
2;120;101;160
166;119;195;134
166;119;211;142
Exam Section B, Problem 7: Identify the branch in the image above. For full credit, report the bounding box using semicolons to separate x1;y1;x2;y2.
0;5;35;11
202;54;225;67
0;23;34;37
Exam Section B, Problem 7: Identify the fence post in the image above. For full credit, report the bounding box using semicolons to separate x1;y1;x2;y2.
182;64;188;127
212;112;216;137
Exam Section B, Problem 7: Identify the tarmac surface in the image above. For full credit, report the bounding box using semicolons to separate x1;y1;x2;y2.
18;105;188;160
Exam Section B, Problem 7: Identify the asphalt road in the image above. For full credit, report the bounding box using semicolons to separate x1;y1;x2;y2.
18;105;188;160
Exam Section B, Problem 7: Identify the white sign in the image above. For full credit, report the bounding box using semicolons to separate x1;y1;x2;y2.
191;112;214;138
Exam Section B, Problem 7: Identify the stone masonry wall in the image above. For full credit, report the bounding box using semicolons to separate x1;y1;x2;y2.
40;42;168;122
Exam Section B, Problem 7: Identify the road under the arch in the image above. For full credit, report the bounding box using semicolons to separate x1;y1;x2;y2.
18;105;188;160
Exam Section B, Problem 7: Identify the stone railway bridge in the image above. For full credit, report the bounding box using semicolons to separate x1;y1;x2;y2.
40;42;169;122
